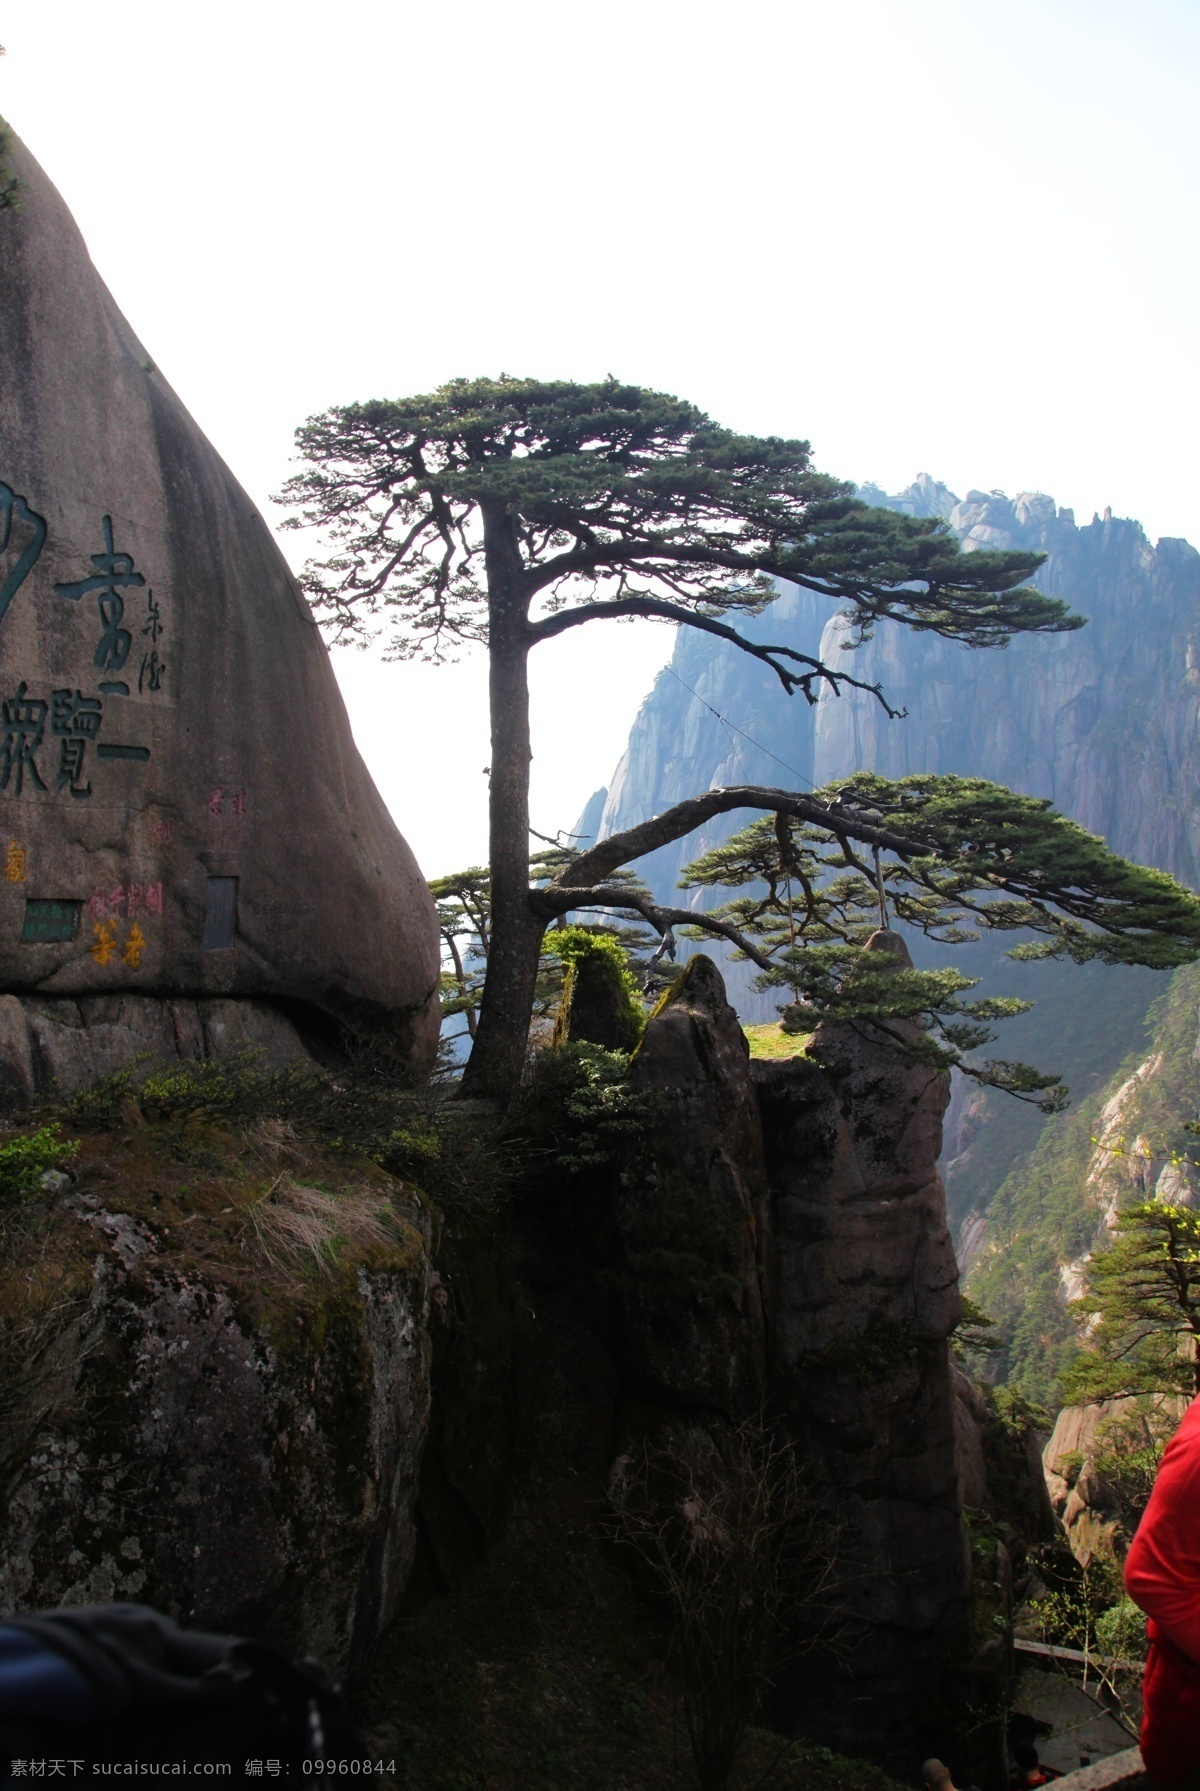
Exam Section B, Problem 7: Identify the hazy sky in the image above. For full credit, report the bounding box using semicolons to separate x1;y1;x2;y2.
3;1;1198;875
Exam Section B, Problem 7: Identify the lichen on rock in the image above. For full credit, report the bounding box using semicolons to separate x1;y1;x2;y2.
0;1111;432;1680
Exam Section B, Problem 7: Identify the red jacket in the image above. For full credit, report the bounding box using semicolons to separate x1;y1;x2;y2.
1124;1397;1200;1785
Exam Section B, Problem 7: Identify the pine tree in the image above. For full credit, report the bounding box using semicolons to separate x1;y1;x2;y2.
279;377;1077;1099
1064;1202;1200;1400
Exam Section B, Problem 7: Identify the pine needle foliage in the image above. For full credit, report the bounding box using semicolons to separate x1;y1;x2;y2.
277;377;1074;670
677;772;1200;1110
1063;1202;1200;1400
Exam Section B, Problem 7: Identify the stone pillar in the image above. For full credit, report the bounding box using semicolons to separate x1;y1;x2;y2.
617;955;771;1416
753;931;969;1762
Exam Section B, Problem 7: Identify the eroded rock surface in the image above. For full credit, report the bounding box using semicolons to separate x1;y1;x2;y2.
592;947;977;1761
0;990;312;1102
0;136;438;1070
0;1182;432;1679
619;956;771;1414
1042;1396;1186;1563
753;933;969;1758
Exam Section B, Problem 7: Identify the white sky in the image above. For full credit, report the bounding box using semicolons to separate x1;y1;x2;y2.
3;0;1199;877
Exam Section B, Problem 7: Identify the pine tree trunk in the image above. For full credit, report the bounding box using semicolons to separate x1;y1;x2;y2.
458;508;545;1102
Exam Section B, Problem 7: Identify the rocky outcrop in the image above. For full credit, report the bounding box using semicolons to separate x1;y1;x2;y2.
1042;1396;1187;1563
952;1367;1057;1542
593;945;976;1760
0;1174;432;1681
0;136;439;1071
553;950;643;1053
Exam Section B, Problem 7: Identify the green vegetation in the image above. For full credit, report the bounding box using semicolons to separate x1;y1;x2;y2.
743;1023;810;1060
55;1048;460;1196
951;1295;1002;1366
1025;1549;1144;1738
433;856;655;1053
0;1122;77;1201
1088;1399;1179;1535
675;772;1200;1112
520;1042;657;1172
1064;1202;1200;1399
280;375;1072;1101
969;959;1200;1406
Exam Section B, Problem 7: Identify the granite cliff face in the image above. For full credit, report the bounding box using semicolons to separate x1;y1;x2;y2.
591;473;1200;905
811;485;1200;878
0;136;439;1068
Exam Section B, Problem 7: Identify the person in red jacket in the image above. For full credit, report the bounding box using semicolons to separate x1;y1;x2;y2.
1124;1396;1200;1787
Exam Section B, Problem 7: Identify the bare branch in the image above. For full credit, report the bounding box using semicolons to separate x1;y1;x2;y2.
527;597;903;712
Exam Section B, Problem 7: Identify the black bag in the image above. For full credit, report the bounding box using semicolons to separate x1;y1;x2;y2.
0;1603;368;1781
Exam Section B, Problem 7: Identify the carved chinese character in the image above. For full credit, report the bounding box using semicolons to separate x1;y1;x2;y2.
50;688;103;800
122;922;146;969
0;683;48;796
4;840;25;882
138;648;165;694
143;589;162;644
53;514;145;676
0;483;47;627
89;918;118;966
126;883;143;917
55;737;90;797
51;689;103;738
145;882;163;914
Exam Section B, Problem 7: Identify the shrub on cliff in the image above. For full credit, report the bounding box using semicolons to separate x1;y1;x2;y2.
0;1123;77;1201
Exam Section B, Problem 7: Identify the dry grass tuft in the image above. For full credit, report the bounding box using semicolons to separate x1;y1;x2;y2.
244;1116;306;1166
243;1177;399;1277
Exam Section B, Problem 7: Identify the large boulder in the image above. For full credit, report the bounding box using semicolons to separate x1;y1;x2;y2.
0;135;439;1072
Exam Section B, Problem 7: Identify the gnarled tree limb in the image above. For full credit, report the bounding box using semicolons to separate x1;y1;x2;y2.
527;597;903;712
